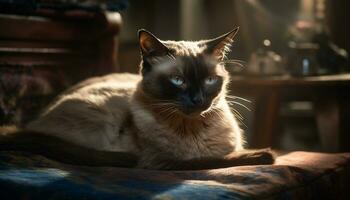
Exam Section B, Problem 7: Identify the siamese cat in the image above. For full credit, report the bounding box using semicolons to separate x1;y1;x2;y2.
0;28;275;170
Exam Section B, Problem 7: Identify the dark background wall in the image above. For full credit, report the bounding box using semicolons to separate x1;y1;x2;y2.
326;1;350;56
117;0;349;73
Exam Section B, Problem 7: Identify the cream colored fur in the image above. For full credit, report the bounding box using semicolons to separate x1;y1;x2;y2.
27;72;244;169
26;32;246;169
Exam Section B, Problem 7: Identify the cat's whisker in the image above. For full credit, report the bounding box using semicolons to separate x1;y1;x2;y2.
210;108;225;122
150;102;178;109
163;109;178;120
227;101;252;111
224;107;247;128
213;106;246;128
158;107;174;116
222;62;245;68
156;101;181;107
231;108;244;120
238;119;248;128
221;59;246;68
225;59;246;63
225;95;251;103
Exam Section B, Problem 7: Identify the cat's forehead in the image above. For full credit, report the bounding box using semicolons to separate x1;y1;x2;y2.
162;41;205;56
148;54;224;78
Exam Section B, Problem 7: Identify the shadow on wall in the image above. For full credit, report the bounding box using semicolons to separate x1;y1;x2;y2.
118;0;301;72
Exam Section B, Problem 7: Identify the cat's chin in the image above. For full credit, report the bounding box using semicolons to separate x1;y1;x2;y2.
179;108;211;118
183;112;203;118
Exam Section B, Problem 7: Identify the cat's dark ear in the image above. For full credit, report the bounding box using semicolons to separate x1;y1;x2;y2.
138;29;169;57
203;27;239;60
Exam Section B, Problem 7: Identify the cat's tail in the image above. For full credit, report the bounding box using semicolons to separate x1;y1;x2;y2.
0;126;138;167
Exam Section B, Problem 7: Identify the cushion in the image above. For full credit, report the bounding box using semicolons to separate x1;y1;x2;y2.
0;151;349;200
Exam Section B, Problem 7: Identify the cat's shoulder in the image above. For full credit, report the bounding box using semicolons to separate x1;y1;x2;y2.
66;73;141;93
42;73;141;114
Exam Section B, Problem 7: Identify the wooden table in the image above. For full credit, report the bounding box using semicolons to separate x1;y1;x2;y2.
229;74;350;152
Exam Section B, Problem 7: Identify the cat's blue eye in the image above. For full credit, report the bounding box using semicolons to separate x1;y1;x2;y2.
170;76;185;86
205;76;218;85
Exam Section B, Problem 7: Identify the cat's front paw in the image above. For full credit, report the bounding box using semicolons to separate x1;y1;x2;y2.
249;148;276;165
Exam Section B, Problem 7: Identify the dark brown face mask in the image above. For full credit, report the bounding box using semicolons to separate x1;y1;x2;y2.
145;55;224;115
137;28;239;115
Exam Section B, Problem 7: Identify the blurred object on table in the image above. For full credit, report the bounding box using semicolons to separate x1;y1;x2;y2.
312;31;349;74
284;2;349;77
287;42;319;76
246;39;283;76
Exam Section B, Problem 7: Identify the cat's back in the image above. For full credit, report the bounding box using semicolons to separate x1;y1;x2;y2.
48;72;140;105
41;73;141;116
66;73;141;95
27;73;141;152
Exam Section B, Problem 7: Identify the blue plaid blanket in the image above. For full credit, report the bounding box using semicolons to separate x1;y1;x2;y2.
0;151;349;200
